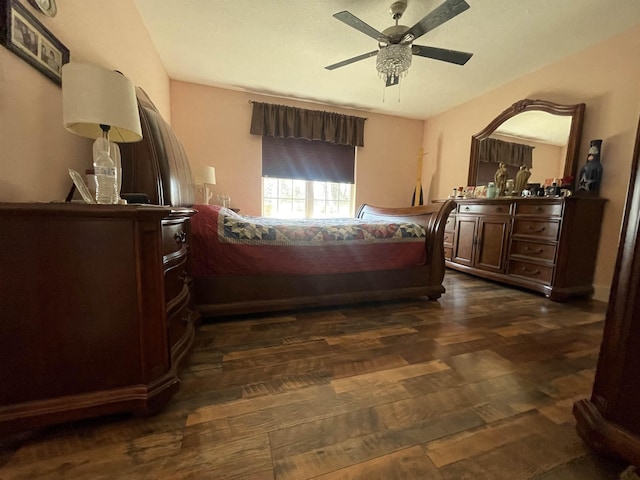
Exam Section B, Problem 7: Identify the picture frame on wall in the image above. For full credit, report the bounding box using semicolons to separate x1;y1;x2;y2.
0;0;69;85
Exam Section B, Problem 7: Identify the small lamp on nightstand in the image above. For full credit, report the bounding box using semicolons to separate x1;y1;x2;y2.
62;62;142;204
202;166;216;204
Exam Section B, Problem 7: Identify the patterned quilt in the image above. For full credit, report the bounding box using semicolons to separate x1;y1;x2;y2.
190;204;429;276
219;209;426;245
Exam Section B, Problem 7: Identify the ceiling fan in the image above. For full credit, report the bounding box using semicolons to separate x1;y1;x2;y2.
325;0;473;87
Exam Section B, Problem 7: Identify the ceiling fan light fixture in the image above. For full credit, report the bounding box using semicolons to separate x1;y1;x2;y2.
376;44;412;84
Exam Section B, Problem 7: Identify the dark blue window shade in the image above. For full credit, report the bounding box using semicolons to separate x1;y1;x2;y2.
262;136;355;184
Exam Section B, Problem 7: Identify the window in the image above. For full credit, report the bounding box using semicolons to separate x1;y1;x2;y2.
261;136;356;219
262;177;354;219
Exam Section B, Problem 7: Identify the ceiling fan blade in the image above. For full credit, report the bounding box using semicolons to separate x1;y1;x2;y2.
333;11;389;42
404;0;470;42
325;50;378;70
412;45;473;65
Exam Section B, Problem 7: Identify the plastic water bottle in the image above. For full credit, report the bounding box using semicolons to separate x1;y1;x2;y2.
93;137;117;204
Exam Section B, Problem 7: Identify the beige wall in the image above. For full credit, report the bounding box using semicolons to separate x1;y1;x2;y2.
424;24;640;301
0;0;169;203
528;141;564;185
170;81;424;216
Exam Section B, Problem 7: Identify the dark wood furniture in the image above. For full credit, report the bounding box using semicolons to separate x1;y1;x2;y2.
0;203;198;434
119;88;457;318
444;197;606;300
573;117;640;466
120;87;195;208
193;202;456;317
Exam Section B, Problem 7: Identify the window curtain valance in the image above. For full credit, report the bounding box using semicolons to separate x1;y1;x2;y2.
478;138;534;168
250;102;366;147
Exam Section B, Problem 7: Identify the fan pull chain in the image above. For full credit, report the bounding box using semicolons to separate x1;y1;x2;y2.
381;78;403;103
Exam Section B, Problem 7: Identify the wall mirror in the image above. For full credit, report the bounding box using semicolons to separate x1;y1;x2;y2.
467;99;585;187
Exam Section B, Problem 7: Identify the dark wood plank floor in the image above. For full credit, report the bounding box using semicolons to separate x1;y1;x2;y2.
1;271;630;479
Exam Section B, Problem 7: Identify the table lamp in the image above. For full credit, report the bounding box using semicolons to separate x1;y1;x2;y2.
62;62;142;203
203;166;216;204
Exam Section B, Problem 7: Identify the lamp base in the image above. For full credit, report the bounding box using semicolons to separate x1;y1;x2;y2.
204;184;214;204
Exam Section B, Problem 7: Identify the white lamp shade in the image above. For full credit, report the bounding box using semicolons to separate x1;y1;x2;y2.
203;166;216;185
62;62;142;143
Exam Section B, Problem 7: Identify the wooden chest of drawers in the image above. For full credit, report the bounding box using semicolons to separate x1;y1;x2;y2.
444;197;606;300
0;203;198;433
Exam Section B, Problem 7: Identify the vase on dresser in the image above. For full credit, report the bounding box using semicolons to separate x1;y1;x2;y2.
577;139;603;195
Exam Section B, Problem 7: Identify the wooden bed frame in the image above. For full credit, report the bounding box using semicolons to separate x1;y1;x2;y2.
193;202;455;316
120;88;456;317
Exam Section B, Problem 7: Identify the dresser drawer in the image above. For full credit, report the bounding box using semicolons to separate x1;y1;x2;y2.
457;203;511;215
443;231;454;246
444;246;453;261
512;219;560;240
508;259;554;285
167;305;193;354
515;202;563;217
165;256;189;307
445;215;455;231
162;221;189;258
510;239;557;262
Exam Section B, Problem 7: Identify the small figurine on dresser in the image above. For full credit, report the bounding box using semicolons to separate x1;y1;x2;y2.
494;162;508;196
577;139;603;195
515;165;531;195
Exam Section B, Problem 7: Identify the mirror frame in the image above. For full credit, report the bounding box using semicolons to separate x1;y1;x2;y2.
467;99;586;186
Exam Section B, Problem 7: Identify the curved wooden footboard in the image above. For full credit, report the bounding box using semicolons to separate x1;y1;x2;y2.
357;201;456;293
194;200;456;317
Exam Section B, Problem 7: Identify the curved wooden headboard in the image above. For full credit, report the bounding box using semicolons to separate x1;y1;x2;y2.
120;88;195;207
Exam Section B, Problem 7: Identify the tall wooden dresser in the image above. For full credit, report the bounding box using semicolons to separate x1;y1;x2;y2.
0;203;199;433
443;197;606;300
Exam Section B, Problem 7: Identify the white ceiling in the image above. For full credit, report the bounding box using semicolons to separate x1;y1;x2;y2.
132;0;640;121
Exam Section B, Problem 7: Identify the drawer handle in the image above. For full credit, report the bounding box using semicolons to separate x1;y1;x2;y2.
463;206;470;211
535;207;543;212
523;246;544;254
494;207;502;212
525;225;546;233
174;231;187;244
520;266;541;276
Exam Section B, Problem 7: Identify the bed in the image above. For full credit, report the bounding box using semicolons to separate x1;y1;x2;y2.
120;88;456;317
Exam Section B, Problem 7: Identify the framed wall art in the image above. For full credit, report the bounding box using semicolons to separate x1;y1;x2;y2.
0;0;69;85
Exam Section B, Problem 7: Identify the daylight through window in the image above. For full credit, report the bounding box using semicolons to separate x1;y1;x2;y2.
262;177;354;219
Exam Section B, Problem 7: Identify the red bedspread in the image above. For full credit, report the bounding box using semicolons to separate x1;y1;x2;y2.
190;205;427;276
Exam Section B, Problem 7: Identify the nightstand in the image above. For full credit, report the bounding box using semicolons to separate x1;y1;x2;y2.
0;203;199;433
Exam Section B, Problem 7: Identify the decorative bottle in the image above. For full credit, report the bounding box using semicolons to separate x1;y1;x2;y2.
93;136;117;204
577;139;603;195
486;182;497;199
505;179;515;196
